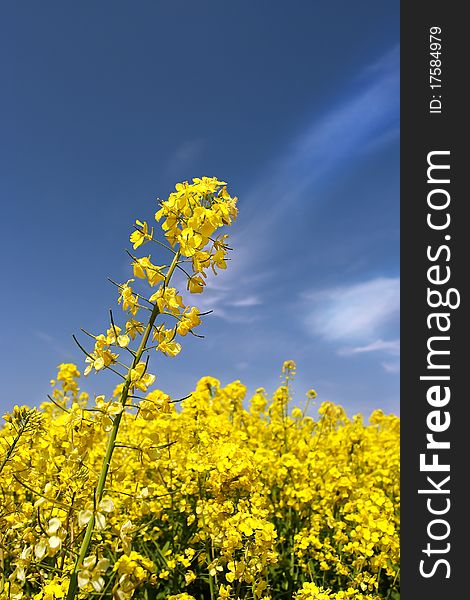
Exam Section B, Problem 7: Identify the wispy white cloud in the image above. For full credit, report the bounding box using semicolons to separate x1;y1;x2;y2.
239;44;399;233
175;47;399;330
382;361;400;374
184;285;260;324
303;277;399;343
176;245;265;323
228;296;262;308
197;45;400;333
339;339;400;356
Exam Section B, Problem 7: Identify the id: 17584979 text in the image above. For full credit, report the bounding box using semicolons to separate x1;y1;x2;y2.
429;26;443;114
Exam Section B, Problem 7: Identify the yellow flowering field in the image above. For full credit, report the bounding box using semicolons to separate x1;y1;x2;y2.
0;178;400;600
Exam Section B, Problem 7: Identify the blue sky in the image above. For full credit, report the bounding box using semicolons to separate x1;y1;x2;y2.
0;1;399;417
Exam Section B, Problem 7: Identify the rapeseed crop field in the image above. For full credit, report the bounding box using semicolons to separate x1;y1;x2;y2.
0;179;399;600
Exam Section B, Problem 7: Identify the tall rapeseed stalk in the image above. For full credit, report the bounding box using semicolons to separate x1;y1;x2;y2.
66;177;238;599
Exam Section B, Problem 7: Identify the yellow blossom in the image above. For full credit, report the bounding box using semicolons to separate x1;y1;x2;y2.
130;220;153;249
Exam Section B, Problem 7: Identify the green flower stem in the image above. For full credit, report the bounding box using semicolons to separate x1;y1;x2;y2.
0;412;36;475
0;430;22;475
66;250;181;600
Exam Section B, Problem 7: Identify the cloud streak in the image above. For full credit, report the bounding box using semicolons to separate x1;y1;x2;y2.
239;45;399;233
339;339;400;356
228;296;262;308
382;361;400;374
303;277;399;343
201;45;399;322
